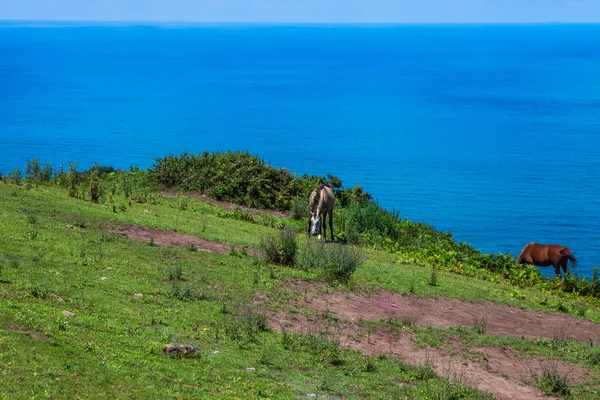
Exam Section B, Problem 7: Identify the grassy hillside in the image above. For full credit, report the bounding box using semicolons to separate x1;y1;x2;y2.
1;156;600;399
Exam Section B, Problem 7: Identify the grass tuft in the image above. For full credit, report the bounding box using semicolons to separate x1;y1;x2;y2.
535;362;571;396
259;225;297;266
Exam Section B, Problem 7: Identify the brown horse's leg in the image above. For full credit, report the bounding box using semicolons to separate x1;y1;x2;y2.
552;264;561;277
328;210;334;242
307;217;311;238
561;259;570;277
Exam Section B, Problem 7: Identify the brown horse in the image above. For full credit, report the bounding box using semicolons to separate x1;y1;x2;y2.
517;242;577;277
307;184;334;241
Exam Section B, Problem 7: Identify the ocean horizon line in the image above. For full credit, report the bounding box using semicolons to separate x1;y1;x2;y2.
1;19;599;28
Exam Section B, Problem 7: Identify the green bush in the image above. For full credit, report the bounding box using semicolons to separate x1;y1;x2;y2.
149;151;352;211
345;202;398;240
296;240;365;284
259;226;298;266
225;308;270;344
150;151;304;210
290;195;309;220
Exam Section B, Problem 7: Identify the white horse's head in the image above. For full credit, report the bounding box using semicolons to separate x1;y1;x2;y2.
309;210;322;238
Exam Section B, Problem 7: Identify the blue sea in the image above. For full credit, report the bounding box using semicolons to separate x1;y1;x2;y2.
1;22;600;277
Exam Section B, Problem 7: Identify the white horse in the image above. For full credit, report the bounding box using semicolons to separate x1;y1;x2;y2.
307;184;334;241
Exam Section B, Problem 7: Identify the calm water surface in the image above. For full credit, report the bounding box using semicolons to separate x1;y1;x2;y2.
1;22;600;277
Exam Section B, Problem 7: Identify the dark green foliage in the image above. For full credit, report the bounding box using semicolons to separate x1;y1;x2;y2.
259;226;298;266
334;185;373;208
344;202;398;241
290;195;309;220
150;151;352;210
150;151;299;210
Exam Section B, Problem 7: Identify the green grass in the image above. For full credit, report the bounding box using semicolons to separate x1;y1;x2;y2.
1;181;599;399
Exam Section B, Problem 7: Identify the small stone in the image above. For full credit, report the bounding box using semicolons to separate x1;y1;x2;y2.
133;293;143;298
246;367;256;372
213;351;220;355
101;277;108;281
163;343;197;357
61;310;76;317
306;394;317;399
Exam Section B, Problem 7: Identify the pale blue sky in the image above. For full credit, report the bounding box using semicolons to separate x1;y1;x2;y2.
0;0;599;23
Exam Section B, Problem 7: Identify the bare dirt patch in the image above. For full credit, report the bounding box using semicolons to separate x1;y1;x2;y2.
258;281;598;400
105;225;258;256
5;326;50;341
161;191;292;219
292;281;600;344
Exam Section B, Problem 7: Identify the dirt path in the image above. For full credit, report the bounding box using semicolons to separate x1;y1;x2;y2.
104;225;258;256
259;281;598;400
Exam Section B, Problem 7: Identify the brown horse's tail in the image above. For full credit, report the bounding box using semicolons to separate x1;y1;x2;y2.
517;249;525;264
517;242;533;264
560;247;577;269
